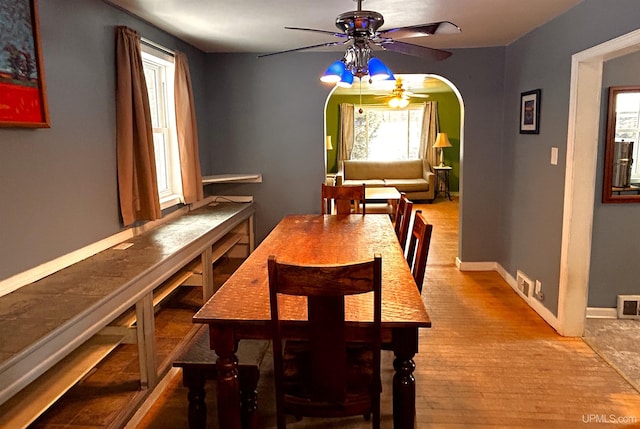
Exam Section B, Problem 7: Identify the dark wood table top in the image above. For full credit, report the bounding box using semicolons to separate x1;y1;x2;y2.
194;214;431;330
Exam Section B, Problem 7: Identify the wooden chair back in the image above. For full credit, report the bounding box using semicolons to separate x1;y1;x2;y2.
268;254;382;429
393;193;413;251
321;183;366;215
406;210;433;293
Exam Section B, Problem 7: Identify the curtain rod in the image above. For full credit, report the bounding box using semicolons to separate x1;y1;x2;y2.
140;38;175;57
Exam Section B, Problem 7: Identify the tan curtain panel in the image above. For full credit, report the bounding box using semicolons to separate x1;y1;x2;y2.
419;101;439;167
339;103;355;161
115;26;161;226
174;51;203;204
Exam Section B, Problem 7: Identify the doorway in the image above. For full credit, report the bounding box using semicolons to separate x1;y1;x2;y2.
560;29;640;336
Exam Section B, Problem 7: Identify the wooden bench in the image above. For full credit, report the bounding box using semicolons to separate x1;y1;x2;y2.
173;324;269;429
0;199;256;428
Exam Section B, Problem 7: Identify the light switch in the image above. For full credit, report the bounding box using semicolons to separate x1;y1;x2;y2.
551;147;558;165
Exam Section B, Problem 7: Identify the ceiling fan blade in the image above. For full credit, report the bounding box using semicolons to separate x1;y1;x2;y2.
284;26;347;38
379;21;460;39
257;40;346;58
378;40;452;61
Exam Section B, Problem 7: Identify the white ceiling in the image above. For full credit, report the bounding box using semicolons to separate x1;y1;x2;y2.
106;0;583;54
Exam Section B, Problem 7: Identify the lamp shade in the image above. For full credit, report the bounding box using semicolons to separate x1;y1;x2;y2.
433;133;452;148
367;57;393;82
325;136;333;150
336;70;354;88
320;61;346;83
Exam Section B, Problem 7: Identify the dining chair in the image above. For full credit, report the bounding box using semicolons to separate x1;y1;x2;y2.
393;192;413;251
321;183;366;215
406;210;433;293
267;254;382;429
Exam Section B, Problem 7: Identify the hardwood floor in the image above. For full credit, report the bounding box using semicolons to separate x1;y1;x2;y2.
32;197;640;428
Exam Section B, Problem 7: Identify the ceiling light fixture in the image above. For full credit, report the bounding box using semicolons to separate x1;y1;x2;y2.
320;38;393;88
388;96;409;109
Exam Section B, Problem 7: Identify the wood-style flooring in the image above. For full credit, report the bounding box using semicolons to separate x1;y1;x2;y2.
31;198;640;428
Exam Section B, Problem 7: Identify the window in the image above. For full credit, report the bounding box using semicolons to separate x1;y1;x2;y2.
615;92;640;181
352;105;424;161
141;44;182;209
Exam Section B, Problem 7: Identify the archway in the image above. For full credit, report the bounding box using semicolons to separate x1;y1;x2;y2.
323;74;465;258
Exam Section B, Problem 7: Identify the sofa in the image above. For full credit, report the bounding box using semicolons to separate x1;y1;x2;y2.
335;159;435;201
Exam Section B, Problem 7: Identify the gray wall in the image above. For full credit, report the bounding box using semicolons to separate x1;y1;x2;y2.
0;0;207;280
5;0;640;319
204;48;506;248
499;0;640;315
589;52;640;308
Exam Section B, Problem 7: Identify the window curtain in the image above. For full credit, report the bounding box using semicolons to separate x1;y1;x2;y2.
338;103;355;161
419;101;439;167
174;51;204;204
115;26;161;226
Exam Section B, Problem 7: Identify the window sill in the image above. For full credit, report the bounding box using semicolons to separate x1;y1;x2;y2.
202;174;262;184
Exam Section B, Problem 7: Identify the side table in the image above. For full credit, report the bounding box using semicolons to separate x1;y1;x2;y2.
433;166;452;201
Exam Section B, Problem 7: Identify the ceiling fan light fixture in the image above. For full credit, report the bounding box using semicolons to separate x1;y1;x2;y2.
320;60;346;83
367;57;393;82
389;97;409;108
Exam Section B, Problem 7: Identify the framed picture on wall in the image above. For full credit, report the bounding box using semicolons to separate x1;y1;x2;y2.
0;0;50;128
519;89;541;134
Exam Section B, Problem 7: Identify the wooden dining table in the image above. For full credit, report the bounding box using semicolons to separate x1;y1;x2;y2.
193;214;431;429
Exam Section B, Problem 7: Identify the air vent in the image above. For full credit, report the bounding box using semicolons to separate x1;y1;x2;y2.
617;295;640;319
516;270;533;298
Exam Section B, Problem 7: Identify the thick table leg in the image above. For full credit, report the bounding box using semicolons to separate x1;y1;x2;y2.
182;368;207;429
392;328;418;429
212;328;243;429
239;367;260;429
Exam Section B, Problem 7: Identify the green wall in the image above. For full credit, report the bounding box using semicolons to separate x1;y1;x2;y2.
325;87;461;192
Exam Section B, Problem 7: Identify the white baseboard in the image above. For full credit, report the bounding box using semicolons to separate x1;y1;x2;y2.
586;307;617;319
456;258;561;332
455;258;497;271
497;264;560;331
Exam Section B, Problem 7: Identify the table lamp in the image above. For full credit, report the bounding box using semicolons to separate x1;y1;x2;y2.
325;135;333;150
433;133;452;167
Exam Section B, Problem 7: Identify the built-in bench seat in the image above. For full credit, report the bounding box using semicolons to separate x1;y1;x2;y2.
0;199;256;428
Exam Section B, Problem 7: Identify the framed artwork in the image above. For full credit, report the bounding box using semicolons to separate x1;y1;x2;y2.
519;89;541;134
0;0;50;128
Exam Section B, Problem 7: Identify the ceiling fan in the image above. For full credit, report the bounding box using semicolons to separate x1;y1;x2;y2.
375;78;430;107
258;0;461;72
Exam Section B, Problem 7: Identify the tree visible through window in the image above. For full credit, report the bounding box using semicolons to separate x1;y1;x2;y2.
352;105;424;160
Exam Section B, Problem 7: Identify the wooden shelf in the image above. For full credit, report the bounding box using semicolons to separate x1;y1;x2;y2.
0;203;256;426
0;335;124;429
202;174;262;184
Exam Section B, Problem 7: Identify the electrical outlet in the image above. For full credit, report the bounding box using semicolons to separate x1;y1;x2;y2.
534;280;545;301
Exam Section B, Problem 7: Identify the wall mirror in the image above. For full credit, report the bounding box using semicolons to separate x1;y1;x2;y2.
603;86;640;203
